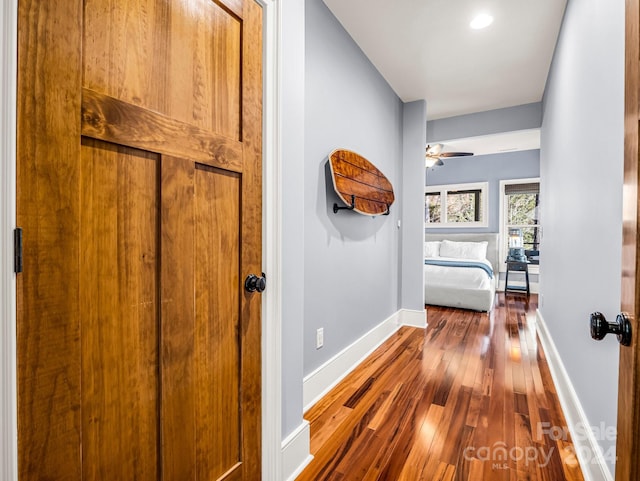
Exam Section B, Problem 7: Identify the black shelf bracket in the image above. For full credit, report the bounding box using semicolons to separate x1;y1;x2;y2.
333;194;356;213
333;195;391;216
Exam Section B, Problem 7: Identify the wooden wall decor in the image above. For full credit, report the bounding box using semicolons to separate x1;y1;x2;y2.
329;149;395;216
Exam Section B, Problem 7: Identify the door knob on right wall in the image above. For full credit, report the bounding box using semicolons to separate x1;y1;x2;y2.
590;311;632;346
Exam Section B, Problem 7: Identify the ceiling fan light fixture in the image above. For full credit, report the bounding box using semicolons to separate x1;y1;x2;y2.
425;156;437;168
470;13;493;30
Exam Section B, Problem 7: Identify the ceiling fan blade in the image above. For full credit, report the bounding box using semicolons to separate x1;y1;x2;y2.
435;158;444;166
438;151;474;158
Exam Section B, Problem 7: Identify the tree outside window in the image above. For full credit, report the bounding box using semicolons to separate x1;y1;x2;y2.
425;182;488;228
507;192;540;250
501;180;541;270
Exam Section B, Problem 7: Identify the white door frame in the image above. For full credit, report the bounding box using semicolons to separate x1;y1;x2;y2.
259;0;284;479
0;0;18;479
0;0;284;479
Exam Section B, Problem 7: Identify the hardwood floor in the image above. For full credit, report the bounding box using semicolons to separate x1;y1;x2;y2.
296;294;585;481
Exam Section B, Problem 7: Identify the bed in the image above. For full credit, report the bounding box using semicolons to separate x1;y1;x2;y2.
424;233;499;312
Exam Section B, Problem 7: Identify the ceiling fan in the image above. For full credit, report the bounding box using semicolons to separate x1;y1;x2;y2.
425;143;474;168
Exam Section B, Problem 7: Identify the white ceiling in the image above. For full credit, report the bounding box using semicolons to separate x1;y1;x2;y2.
436;129;541;158
322;0;567;121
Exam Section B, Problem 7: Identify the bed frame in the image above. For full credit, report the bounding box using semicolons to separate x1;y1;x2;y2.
424;232;499;312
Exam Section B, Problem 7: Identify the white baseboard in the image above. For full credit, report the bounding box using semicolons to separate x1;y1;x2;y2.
294;309;426;479
399;308;427;328
303;311;401;410
535;309;613;481
303;309;426;411
281;420;313;481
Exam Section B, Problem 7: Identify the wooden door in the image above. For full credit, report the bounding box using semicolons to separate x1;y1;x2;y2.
618;0;640;478
16;1;263;480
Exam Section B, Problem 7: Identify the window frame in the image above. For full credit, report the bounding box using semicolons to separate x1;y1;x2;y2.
498;177;541;274
425;181;489;228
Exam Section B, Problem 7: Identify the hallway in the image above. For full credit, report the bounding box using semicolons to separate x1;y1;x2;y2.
297;294;584;481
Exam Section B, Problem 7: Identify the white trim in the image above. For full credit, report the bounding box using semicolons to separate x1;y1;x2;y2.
1;2;283;480
0;0;18;479
425;181;489;228
259;0;283;480
281;420;313;481
303;310;426;411
498;177;541;273
303;311;400;410
399;308;427;328
535;309;613;481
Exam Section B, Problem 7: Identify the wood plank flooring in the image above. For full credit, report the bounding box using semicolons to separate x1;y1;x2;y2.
296;294;585;481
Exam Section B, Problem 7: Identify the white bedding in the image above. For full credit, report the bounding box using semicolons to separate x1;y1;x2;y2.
424;234;499;311
424;255;496;312
424;256;493;290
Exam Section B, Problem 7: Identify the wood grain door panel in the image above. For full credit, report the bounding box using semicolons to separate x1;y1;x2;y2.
81;89;244;172
80;138;160;480
17;0;84;476
158;154;197;480
617;0;640;478
194;165;242;480
159;158;244;480
83;0;242;140
17;0;262;479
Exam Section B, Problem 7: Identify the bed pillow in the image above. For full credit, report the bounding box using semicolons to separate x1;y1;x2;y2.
439;240;488;261
424;241;440;258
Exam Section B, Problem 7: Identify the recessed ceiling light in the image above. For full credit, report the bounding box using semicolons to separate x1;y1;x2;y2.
470;13;493;30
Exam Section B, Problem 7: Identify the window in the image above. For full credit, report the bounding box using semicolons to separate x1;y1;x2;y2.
500;178;541;270
425;192;441;223
425;182;488;228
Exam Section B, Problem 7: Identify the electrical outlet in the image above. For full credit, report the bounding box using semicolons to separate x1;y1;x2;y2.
316;328;324;349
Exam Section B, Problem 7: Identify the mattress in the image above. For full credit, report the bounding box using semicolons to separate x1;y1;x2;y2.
424;257;493;290
424;256;496;311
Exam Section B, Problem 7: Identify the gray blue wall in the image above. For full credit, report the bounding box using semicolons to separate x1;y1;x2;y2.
279;0;426;443
281;0;306;439
304;0;403;376
425;149;540;234
401;101;428;311
540;0;624;474
426;103;542;142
